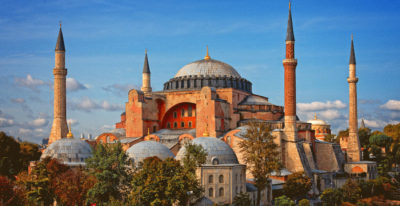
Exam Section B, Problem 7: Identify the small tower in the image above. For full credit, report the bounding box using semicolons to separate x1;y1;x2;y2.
49;24;68;144
347;35;361;162
282;1;298;141
141;49;152;95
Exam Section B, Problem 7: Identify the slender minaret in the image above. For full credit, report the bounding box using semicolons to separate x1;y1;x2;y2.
347;35;361;162
283;1;298;141
141;49;152;95
49;24;68;144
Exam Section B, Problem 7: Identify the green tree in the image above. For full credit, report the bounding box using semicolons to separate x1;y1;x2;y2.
384;123;400;142
274;195;294;206
19;142;42;169
25;159;54;206
358;127;371;148
337;129;349;141
0;132;22;178
239;122;281;206
320;188;343;206
325;134;338;144
233;192;252;206
283;172;312;200
85;142;131;205
298;199;310;206
0;176;25;206
342;179;361;204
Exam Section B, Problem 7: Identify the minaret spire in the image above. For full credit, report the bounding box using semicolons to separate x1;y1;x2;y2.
349;34;356;65
286;1;295;42
142;49;150;74
141;49;152;95
55;23;65;51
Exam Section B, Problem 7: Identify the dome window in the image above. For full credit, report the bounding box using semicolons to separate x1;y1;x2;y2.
211;157;219;165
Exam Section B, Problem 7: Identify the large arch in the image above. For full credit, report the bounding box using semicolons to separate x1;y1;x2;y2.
161;102;196;130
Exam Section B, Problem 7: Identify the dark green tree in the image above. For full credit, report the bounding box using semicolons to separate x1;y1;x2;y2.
239;122;281;206
85;142;131;205
341;179;361;204
25;159;54;206
274;195;294;206
298;199;310;206
0;131;22;178
384;123;400;142
320;188;343;206
358;127;371;148
283;172;312;200
325;134;338;144
233;192;252;206
19;142;42;169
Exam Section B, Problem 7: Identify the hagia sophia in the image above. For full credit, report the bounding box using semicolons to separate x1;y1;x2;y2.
41;2;377;205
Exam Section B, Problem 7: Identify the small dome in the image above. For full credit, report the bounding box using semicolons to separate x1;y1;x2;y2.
41;138;92;166
126;141;174;164
176;137;239;165
307;114;327;125
175;59;241;78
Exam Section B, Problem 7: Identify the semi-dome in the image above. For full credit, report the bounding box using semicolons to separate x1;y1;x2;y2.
41;138;92;166
175;58;241;78
176;137;239;165
126;140;174;165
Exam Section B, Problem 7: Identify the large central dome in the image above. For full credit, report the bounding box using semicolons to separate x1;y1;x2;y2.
174;58;241;78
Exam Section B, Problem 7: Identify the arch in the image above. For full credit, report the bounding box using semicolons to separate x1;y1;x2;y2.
208;175;213;184
219;187;224;197
219;175;224;183
351;166;364;173
209;188;214;197
178;134;195;143
161;102;196;129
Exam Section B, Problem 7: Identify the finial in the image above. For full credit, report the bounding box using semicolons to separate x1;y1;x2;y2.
351;33;353;41
59;21;62;28
67;122;74;138
145;48;147;54
289;0;291;10
204;45;210;60
147;128;150;135
314;113;317;120
203;124;209;137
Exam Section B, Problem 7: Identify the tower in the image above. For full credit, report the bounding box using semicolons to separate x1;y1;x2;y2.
283;1;298;141
49;24;68;144
141;49;152;95
347;35;361;162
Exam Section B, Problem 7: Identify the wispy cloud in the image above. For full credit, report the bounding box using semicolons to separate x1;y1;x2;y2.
380;100;400;111
69;97;124;112
102;83;138;96
66;77;88;92
15;74;47;91
297;100;346;111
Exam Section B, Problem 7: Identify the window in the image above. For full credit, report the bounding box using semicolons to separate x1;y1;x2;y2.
181;122;185;128
188;121;192;128
181;109;185;117
212;158;219;165
236;174;238;183
219;175;224;183
188;106;192;117
209;188;214;197
167;122;171;128
153;126;157;132
174;122;177;128
175;81;179;88
208;175;213;183
173;111;177;118
240;174;242;183
236;186;238;194
219;187;224;197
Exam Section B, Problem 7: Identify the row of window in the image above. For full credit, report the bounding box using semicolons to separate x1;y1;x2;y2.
173;106;194;118
208;187;224;198
166;121;193;129
209;174;224;184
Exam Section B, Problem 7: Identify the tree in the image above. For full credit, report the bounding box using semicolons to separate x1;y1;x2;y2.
337;129;349;141
25;159;54;206
298;199;310;206
0;176;25;206
239;122;281;206
341;179;361;204
85;142;131;205
320;188;343;206
384;123;400;142
358;127;371;148
233;192;252;206
0;131;22;178
274;195;294;206
19;142;41;170
283;172;312;200
325;134;338;144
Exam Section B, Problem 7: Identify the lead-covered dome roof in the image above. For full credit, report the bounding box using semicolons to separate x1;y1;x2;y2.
126;140;175;164
41;138;92;166
175;58;241;78
176;137;239;165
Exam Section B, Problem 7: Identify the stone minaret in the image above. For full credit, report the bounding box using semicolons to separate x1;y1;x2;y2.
49;25;68;144
141;49;152;95
283;2;298;141
347;35;361;162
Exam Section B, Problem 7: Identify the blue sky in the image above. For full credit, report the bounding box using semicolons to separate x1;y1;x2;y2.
0;0;399;143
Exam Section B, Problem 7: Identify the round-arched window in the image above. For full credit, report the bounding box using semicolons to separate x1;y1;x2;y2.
219;175;224;183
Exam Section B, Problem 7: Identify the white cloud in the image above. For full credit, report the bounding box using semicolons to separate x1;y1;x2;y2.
0;117;14;127
11;98;25;103
30;117;48;127
363;119;387;128
67;118;79;126
15;74;46;89
18;128;32;135
297;100;346;111
70;97;124;112
318;110;342;120
66;77;88;92
102;83;138;96
380;100;400;111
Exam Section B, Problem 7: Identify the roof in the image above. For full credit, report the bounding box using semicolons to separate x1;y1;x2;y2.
41;137;92;166
55;28;65;51
174;58;241;78
153;129;196;149
286;2;295;41
143;51;150;73
349;37;356;65
176;137;239;165
239;95;272;106
246;182;257;192
126;140;174;164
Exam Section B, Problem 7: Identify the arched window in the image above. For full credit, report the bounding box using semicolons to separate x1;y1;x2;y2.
219;187;224;197
188;106;192;117
174;122;177;128
208;175;213;183
173;111;177;118
219;175;224;183
188;121;192;128
167;122;171;128
181;109;185;117
236;186;238;194
181;122;185;128
209;188;213;197
153;126;157;132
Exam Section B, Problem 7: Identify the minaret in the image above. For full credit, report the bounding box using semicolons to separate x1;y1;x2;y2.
49;24;68;144
141;49;152;95
347;35;361;162
283;1;298;141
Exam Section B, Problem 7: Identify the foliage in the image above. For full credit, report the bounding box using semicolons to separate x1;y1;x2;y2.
320;188;343;206
358;127;371;148
274;195;295;206
358;179;373;198
0;176;25;206
384;123;400;142
298;198;310;206
85;142;132;205
341;179;361;204
19;142;42;170
25;159;54;206
325;134;338;144
369;134;392;148
337;129;349;141
239;122;281;206
233;192;252;206
283;172;312;200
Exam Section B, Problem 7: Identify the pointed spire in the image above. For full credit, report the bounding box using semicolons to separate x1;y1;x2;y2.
142;49;150;73
55;22;65;51
286;1;295;41
349;34;356;65
204;45;211;60
360;118;365;129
